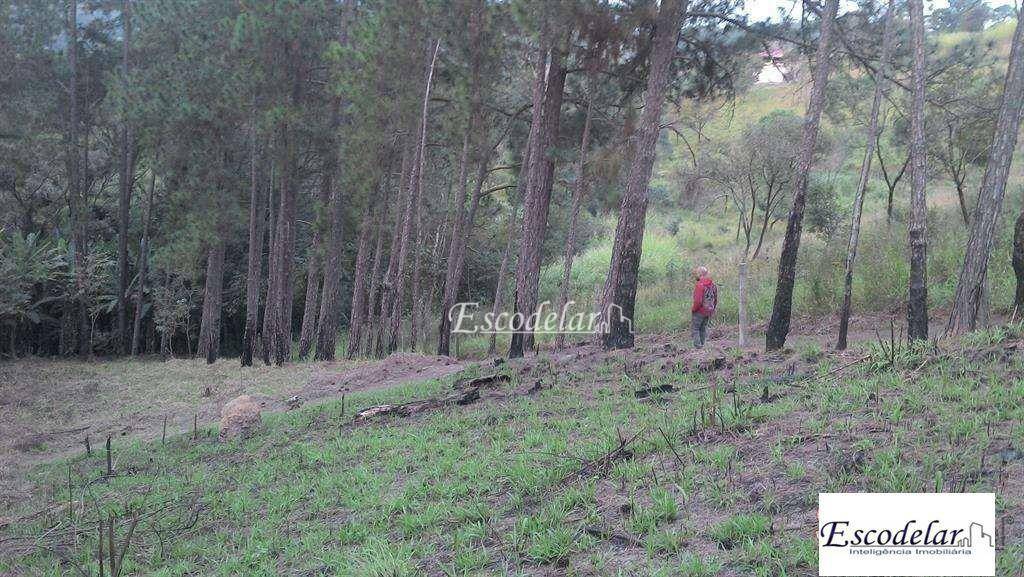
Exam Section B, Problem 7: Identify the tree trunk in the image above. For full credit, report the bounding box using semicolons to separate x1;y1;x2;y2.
437;133;472;356
374;143;412;357
241;123;264;366
738;260;749;347
509;45;567;357
554;76;595;350
297;139;335;359
363;184;389;355
197;237;226;364
946;15;1024;334
383;40;440;355
260;162;277;364
310;4;355;361
1013;211;1024;312
131;166;156;356
837;0;895;351
601;0;686;350
66;0;90;359
344;200;375;359
266;46;304;365
488;202;520;357
116;0;133;355
764;0;838;352
906;0;930;341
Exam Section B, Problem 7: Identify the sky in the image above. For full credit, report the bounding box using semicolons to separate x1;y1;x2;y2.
741;0;1020;22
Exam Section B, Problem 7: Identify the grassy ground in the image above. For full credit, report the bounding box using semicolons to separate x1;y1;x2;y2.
2;325;1023;575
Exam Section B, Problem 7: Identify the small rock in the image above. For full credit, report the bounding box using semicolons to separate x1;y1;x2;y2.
219;395;263;441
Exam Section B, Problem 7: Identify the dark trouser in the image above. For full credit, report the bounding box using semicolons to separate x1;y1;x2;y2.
692;312;709;348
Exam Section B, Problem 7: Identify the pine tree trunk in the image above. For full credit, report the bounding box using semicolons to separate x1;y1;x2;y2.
197;237;226;364
344;200;375;359
116;0;133;355
131;166;156;357
363;187;389;355
241;124;264;366
837;0;895;351
488;202;520;357
437;131;472;356
906;0;930;341
410;159;425;350
375;144;412;357
384;40;440;355
1013;212;1024;312
260;163;277;364
66;0;90;359
509;46;567;357
946;15;1024;334
764;0;838;352
267;48;304;365
297;144;334;359
554;79;594;350
602;0;686;350
738;259;749;347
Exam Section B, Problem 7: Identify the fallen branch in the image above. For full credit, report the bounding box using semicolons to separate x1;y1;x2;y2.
354;387;482;422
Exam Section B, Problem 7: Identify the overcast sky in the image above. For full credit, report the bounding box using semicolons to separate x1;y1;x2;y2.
742;0;1020;22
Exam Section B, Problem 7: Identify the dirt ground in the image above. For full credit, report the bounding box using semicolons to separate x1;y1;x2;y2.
0;352;466;510
0;311;921;510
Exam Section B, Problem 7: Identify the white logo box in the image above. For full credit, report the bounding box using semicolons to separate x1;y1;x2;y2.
818;493;995;576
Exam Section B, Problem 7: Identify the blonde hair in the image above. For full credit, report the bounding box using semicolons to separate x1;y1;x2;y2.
693;266;708;278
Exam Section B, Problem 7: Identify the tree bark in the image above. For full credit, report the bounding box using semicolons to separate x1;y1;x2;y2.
241;122;264;366
344;199;375;359
906;0;930;341
383;40;440;355
488;202;520;357
601;0;686;350
66;0;90;359
946;15;1024;334
131;166;156;356
554;73;595;350
437;132;472;356
197;236;226;364
260;162;277;364
1013;211;1024;312
738;260;749;347
116;0;133;354
764;0;838;352
266;44;304;365
363;181;390;356
297;136;335;359
509;45;567;357
374;143;412;356
836;0;895;351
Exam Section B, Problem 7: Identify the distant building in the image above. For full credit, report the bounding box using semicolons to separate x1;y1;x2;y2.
756;46;790;84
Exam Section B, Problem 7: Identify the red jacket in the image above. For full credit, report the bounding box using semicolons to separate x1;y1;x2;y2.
692;276;716;316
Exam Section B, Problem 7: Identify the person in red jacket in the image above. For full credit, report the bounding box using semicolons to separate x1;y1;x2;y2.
691;266;717;348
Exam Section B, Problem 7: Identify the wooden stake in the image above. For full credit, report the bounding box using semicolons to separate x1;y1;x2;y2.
105;436;112;476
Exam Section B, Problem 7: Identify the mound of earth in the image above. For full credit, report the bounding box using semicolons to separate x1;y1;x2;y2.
303;352;466;401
